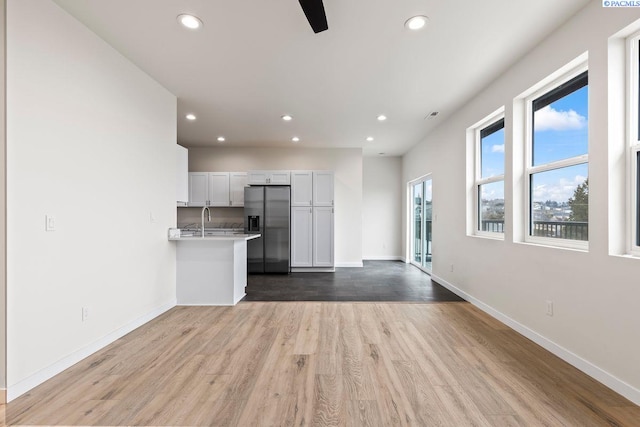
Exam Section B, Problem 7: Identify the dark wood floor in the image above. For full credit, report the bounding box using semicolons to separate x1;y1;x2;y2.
243;260;464;302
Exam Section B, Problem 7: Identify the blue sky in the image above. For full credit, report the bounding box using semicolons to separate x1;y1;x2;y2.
481;85;588;204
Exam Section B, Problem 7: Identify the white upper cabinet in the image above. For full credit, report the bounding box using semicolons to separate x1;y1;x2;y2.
291;171;313;206
176;145;189;206
208;172;230;206
269;171;291;185
188;172;209;207
187;172;247;207
291;170;334;207
313;171;334;206
248;170;291;185
229;172;248;207
247;171;268;185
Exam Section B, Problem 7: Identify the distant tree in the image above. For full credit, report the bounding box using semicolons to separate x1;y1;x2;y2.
569;178;588;222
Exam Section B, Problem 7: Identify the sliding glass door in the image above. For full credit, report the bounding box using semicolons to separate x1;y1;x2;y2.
413;182;423;264
411;176;432;273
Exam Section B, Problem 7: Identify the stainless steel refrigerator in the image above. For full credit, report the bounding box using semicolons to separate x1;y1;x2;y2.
244;186;291;273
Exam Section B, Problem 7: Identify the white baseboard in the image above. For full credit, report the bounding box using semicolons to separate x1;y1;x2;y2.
431;274;640;406
362;256;404;261
335;262;364;268
291;267;336;273
7;299;176;402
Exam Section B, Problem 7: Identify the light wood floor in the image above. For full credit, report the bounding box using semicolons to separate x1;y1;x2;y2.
5;302;640;426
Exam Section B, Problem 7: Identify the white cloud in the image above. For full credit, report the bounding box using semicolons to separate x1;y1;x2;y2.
481;188;499;199
491;144;504;153
534;105;586;131
533;174;588;202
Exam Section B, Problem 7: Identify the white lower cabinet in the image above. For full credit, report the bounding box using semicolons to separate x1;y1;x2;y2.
291;207;313;267
291;206;334;269
313;207;334;267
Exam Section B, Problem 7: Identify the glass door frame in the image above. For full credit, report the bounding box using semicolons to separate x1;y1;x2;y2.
408;174;432;274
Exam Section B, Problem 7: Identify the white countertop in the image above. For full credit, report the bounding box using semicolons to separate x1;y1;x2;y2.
169;233;260;241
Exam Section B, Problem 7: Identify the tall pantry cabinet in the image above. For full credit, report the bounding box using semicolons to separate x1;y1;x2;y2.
291;171;335;271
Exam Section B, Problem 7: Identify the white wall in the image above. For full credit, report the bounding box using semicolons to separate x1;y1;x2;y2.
188;146;363;266
403;3;640;404
0;0;6;395
362;156;402;260
6;0;177;400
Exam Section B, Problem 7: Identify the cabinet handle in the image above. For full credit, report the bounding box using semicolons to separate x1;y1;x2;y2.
310;208;312;213
229;200;232;206
310;200;312;206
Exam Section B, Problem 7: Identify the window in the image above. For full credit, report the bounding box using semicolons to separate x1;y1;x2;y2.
473;110;505;236
629;33;640;253
526;67;588;248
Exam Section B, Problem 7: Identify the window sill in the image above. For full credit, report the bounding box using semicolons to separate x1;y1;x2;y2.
610;252;640;260
469;232;505;241
517;238;589;253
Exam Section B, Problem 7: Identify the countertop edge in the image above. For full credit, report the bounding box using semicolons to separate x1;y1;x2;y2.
169;234;261;242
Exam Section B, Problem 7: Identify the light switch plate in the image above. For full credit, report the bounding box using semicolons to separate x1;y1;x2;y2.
45;215;55;231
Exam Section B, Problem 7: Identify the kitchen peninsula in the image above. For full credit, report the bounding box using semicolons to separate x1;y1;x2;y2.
169;232;260;305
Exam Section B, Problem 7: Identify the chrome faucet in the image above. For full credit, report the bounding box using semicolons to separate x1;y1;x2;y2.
201;206;211;237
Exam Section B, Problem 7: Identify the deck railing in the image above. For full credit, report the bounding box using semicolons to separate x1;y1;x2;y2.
531;220;588;240
481;219;505;233
414;220;588;264
480;220;588;241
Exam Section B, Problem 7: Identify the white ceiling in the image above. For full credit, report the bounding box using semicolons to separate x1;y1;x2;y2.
52;0;590;156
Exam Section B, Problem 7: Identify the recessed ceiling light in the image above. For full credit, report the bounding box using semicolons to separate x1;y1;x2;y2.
217;136;226;142
177;14;203;30
378;152;386;156
281;114;293;121
366;136;374;142
377;114;387;121
185;113;196;121
291;136;300;143
405;15;429;31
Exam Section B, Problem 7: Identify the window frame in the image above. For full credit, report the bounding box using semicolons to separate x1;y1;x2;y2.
628;31;640;255
524;63;589;250
473;108;506;238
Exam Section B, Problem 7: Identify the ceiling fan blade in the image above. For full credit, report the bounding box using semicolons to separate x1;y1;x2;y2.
299;0;328;33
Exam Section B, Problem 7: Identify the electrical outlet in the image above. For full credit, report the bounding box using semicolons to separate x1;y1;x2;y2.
82;307;89;322
45;215;56;231
546;301;554;317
